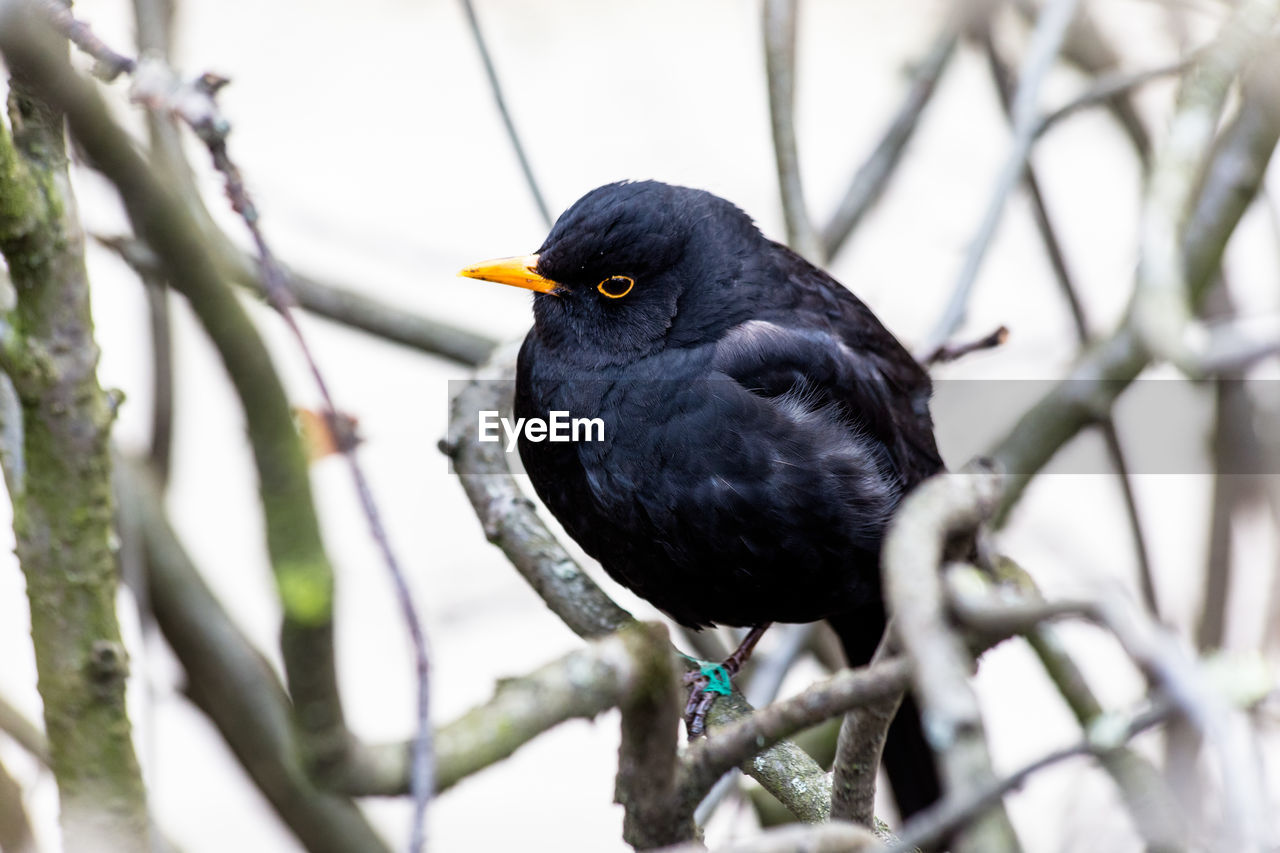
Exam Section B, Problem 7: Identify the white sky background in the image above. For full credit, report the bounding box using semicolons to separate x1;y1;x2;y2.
1;0;1279;850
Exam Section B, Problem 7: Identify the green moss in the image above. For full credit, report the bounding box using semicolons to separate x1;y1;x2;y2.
276;559;334;625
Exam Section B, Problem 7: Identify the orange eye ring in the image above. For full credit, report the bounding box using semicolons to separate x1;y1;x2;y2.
597;275;635;299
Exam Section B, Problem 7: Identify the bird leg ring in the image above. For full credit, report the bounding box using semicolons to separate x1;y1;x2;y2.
682;623;771;737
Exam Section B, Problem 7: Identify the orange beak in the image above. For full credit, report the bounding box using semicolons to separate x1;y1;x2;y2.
458;254;558;294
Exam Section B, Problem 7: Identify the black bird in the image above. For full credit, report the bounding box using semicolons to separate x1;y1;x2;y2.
461;180;944;818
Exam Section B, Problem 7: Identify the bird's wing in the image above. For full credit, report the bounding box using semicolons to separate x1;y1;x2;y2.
709;316;943;488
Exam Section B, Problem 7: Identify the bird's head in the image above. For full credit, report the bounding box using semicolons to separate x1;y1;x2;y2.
460;180;763;365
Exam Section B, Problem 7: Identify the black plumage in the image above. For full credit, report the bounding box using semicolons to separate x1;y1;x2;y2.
463;180;944;817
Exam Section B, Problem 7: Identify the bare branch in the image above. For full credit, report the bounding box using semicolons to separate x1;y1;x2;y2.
444;368;634;638
678;658;913;813
1011;0;1153;160
829;689;902;827
889;699;1174;853
98;235;499;366
655;821;885;853
1132;1;1280;371
0;693;48;766
881;464;1020;853
0;755;35;853
978;27;1160;614
116;459;392;853
987;54;1280;516
820;19;959;261
457;0;552;227
922;325;1008;366
919;0;1084;358
0;20;150;849
0;0;358;789
763;0;821;261
616;626;691;849
1036;54;1198;139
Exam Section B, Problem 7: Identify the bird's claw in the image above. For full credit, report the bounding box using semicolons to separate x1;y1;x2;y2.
682;663;734;738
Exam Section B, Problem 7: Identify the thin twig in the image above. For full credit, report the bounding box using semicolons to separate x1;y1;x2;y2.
1011;0;1153;162
97;235;498;366
821;20;960;261
0;693;48;766
922;324;1008;366
763;0;821;261
987;56;1280;517
457;0;552;228
34;0;134;79
979;29;1161;616
919;0;1084;358
117;460;393;853
0;755;35;853
887;699;1174;853
1036;54;1198;139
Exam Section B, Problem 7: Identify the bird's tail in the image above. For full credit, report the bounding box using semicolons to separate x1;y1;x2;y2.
825;611;941;820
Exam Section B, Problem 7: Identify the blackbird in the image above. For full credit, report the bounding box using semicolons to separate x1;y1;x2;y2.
461;180;944;817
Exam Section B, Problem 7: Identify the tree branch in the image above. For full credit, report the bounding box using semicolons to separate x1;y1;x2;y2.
115;459;392;853
1132;1;1280;371
0;23;150;851
881;464;1019;853
678;659;913;815
820;18;959;261
978;29;1160;615
0;5;360;790
655;821;884;853
919;0;1083;358
763;0;820;261
457;0;552;227
0;693;48;766
986;53;1280;517
444;368;634;638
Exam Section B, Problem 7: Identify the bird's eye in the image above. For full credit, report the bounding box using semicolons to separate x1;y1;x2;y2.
597;275;635;299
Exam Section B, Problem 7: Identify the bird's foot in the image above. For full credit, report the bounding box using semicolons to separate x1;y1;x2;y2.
681;623;771;737
682;663;734;737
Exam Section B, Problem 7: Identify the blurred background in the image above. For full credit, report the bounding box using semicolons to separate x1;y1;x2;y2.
1;0;1278;850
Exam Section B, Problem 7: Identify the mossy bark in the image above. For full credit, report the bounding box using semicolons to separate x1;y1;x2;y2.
0;71;149;852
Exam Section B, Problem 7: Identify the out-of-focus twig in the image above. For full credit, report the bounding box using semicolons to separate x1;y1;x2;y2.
1011;0;1153;161
1094;592;1271;849
1036;54;1198;140
987;53;1280;517
0;694;48;766
0;756;35;853
763;0;821;261
919;0;1083;359
98;235;499;366
979;27;1161;616
1132;0;1280;372
821;19;960;261
116;459;393;853
888;698;1175;853
457;0;552;227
